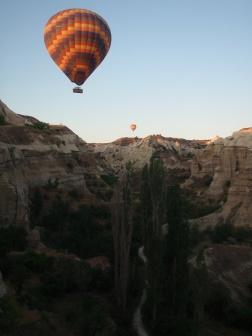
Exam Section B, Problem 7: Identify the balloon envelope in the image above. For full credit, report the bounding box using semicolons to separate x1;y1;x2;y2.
130;124;137;132
44;8;111;86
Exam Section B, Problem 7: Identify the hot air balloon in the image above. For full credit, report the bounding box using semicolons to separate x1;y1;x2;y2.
44;8;111;93
130;124;137;132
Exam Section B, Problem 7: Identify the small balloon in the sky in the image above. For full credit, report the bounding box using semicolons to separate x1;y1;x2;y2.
130;124;137;132
44;8;111;94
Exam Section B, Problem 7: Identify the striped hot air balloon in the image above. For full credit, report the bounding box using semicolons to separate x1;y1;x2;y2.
130;124;137;132
44;9;111;93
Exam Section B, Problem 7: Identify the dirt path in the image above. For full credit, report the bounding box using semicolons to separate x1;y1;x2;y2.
132;246;149;336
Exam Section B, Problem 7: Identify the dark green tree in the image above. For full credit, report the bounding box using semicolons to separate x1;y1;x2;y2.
30;188;43;226
141;157;166;324
111;162;134;312
164;184;191;335
0;114;5;125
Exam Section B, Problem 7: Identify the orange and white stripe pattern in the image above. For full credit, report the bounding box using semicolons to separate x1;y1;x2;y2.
44;9;111;85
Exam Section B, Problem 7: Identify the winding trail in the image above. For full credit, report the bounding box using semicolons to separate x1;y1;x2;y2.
133;246;149;336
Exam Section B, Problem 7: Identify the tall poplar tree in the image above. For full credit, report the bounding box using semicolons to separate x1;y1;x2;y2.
111;162;134;312
141;157;166;324
165;184;190;334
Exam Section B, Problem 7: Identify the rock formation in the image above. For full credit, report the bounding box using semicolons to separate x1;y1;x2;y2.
0;100;108;226
0;99;252;230
191;244;252;307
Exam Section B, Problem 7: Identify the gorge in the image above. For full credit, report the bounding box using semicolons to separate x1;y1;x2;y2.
0;99;252;336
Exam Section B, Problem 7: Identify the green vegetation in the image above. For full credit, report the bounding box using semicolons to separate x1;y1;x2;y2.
164;185;191;329
77;294;116;335
189;222;252;247
40;199;113;260
208;222;252;244
141;158;166;324
30;188;43;226
2;157;252;335
186;197;222;219
0;247;117;335
68;189;81;199
30;121;49;130
0;114;6;125
191;174;213;188
84;173;114;201
111;161;134;312
0;296;21;334
45;177;59;190
101;173;118;187
0;226;27;257
145;184;197;336
205;283;252;332
40;260;92;298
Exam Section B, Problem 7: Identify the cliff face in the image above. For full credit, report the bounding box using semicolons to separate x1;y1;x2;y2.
0;101;109;226
186;130;252;229
90;131;252;229
1;99;252;229
190;244;252;306
89;135;207;174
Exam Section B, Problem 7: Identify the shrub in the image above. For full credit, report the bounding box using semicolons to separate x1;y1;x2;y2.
189;225;203;249
63;294;116;336
30;188;43;225
0;296;21;334
80;294;116;336
230;306;252;330
101;174;118;187
32;121;49;130
208;222;252;244
209;222;233;243
68;189;80;199
203;175;213;187
88;267;113;292
22;250;52;274
41;203;113;260
205;285;231;320
41;260;92;297
225;180;231;188
0;226;27;257
41;271;67;297
45;177;59;190
0;114;5;125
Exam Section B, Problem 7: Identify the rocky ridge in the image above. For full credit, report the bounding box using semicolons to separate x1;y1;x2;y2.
0;101;109;226
1;100;252;229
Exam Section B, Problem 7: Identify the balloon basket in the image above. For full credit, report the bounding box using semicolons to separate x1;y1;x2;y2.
73;87;83;94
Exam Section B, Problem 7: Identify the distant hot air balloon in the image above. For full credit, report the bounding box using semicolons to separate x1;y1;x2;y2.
130;124;137;132
44;8;111;93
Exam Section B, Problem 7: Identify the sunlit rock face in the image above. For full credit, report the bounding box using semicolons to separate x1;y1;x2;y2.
187;130;252;229
91;130;252;229
0;100;27;126
88;135;207;175
0;100;105;227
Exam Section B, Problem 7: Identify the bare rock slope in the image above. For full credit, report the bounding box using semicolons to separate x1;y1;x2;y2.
0;101;107;226
186;129;252;229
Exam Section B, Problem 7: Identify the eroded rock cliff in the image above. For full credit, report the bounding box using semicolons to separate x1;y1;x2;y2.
1;99;252;229
0;101;109;226
186;130;252;228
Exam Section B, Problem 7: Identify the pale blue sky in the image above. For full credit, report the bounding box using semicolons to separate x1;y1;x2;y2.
1;0;252;142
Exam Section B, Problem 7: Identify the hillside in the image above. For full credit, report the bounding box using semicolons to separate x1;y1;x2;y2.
0;100;252;336
1;100;252;229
